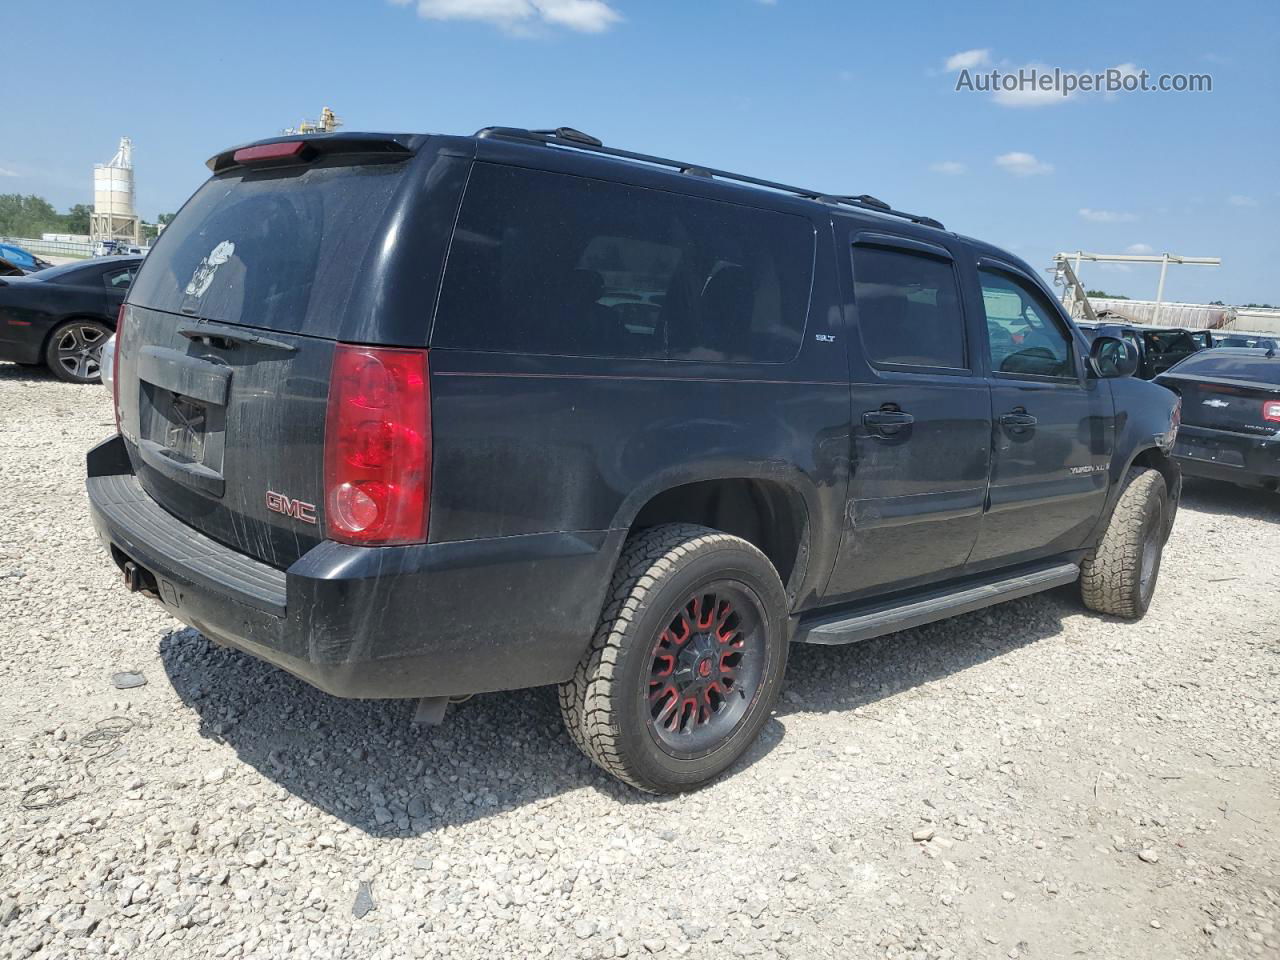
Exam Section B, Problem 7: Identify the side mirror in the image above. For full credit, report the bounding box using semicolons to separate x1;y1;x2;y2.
1089;334;1139;378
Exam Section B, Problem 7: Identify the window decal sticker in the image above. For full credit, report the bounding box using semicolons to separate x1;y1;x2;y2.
184;240;235;298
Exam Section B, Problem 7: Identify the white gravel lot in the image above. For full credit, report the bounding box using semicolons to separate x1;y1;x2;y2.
1;362;1277;960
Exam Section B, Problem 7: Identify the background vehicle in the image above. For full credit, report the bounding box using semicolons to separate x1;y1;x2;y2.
1156;347;1280;491
1141;327;1202;376
0;255;141;382
1214;331;1278;350
0;242;54;275
1078;320;1206;378
87;128;1181;793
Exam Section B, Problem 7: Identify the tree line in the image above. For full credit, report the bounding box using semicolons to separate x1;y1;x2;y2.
0;194;93;238
0;194;175;241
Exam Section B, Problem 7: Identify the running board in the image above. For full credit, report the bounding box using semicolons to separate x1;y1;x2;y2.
795;562;1080;646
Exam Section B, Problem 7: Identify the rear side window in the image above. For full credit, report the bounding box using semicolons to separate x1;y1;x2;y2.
129;159;405;337
103;267;136;289
851;246;966;369
433;164;814;362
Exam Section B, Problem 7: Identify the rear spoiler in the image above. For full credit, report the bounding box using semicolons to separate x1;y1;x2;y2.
207;133;417;174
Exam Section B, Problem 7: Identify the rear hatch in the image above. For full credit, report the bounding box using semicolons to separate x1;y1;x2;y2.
116;138;449;569
1158;350;1280;435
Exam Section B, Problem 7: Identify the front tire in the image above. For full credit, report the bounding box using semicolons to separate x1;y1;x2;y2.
45;319;111;384
1081;468;1168;619
559;524;789;793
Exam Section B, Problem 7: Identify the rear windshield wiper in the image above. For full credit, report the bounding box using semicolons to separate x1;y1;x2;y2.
177;322;296;353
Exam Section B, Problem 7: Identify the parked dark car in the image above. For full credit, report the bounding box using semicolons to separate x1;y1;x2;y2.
0;256;141;382
1156;347;1280;491
86;128;1182;792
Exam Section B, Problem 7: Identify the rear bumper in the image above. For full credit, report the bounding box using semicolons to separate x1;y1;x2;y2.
86;434;620;699
1172;423;1280;488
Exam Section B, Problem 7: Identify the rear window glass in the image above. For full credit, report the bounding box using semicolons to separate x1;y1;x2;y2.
128;159;405;337
1174;350;1280;384
433;163;814;362
35;261;116;285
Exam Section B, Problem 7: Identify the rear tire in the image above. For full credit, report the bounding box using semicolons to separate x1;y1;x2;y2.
1081;468;1168;619
559;523;789;793
45;319;111;384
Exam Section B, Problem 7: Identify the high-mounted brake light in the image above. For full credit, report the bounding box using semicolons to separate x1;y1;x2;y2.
324;345;431;546
1264;400;1280;424
232;141;311;165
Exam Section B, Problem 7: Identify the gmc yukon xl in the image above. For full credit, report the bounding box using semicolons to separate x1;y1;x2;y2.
87;127;1182;792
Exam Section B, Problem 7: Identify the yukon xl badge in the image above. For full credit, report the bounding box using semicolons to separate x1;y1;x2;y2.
266;490;317;525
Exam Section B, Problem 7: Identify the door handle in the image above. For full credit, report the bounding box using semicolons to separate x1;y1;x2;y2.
1000;411;1038;429
862;408;915;438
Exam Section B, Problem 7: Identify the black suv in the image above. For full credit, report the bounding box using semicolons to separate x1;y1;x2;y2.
87;127;1182;792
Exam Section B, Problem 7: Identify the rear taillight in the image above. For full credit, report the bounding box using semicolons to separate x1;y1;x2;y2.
323;345;430;546
1264;400;1280;424
112;304;125;431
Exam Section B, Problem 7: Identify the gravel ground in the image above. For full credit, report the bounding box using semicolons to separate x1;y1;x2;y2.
1;362;1277;960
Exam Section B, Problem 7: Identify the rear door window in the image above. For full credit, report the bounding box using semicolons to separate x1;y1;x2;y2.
433;163;814;362
128;159;406;337
850;245;967;370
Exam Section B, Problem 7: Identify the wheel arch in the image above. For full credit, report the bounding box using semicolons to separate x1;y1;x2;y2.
1092;444;1181;544
40;313;115;355
40;315;114;381
617;473;814;608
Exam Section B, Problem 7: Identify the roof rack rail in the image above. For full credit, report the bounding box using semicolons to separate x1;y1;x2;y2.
473;126;945;230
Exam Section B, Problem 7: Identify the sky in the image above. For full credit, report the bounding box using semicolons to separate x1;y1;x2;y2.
3;0;1277;304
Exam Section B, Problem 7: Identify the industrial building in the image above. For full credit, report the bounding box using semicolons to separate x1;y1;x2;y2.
90;137;140;246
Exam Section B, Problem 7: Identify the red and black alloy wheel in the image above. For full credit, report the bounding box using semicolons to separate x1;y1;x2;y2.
645;581;767;758
559;524;789;793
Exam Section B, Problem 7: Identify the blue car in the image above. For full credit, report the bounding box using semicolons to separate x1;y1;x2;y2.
0;243;54;275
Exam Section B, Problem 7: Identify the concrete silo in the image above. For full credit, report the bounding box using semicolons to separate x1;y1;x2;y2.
91;138;140;246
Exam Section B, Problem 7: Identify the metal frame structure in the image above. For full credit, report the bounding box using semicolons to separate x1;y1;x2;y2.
1055;250;1221;325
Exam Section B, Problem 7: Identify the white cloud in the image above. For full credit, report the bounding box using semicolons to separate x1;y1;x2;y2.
985;60;1144;108
1101;62;1142;100
1078;207;1138;223
392;0;621;32
930;161;967;175
1228;194;1258;208
1126;243;1155;254
995;151;1053;176
0;166;17;177
945;48;990;71
992;63;1070;108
